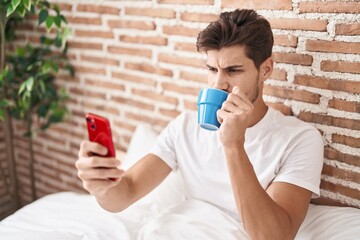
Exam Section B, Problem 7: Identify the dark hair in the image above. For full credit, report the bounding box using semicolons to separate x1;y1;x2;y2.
196;9;273;69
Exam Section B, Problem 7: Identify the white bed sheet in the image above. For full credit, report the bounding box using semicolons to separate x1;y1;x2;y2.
1;191;360;240
1;124;360;239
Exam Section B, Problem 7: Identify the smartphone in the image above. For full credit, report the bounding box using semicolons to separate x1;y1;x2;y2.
85;113;116;158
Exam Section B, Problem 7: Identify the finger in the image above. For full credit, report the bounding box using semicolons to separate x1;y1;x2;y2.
79;140;108;158
221;100;238;113
217;109;231;124
231;87;252;106
78;168;125;181
76;156;121;170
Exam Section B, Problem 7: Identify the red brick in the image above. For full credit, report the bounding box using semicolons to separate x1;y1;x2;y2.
314;143;344;166
306;40;360;54
112;71;157;86
125;62;173;77
80;55;119;66
108;20;156;30
272;52;313;66
69;86;106;99
131;88;178;105
294;75;360;94
77;4;120;15
112;96;155;111
125;7;175;18
82;101;119;115
75;30;114;39
222;0;292;10
332;134;360;148
269;68;287;81
299;2;360;14
159;54;205;68
269;18;327;31
66;16;102;25
163;25;200;37
328;98;360;113
74;65;106;75
174;42;197;52
273;35;297;47
125;112;168;127
108;46;152;58
320;180;360;200
263;85;320;104
321;61;360;74
57;3;72;11
68;41;103;50
159;108;181;118
184;100;197;111
322;164;360;184
311;196;349;207
113;121;137;132
120;35;167;46
180;71;207;83
266;102;293;116
84;79;125;92
336;23;360;36
158;0;214;4
180;12;218;23
162;82;200;96
298;112;360;131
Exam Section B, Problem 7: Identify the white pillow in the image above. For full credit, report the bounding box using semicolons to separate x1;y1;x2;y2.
122;124;185;208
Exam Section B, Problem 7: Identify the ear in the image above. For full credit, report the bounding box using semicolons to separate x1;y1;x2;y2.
259;57;273;82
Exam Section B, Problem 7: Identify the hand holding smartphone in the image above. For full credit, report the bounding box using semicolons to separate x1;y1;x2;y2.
85;113;116;158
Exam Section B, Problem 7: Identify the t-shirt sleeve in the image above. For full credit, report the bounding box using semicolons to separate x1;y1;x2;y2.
149;113;185;170
273;127;324;198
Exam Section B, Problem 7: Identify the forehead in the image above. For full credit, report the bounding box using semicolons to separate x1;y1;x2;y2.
206;45;253;67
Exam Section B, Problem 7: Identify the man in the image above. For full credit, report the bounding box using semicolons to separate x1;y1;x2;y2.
76;9;324;239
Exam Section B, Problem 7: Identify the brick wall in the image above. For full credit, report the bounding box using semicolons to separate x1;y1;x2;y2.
0;0;359;216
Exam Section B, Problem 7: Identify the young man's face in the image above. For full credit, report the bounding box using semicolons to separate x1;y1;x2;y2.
206;45;264;103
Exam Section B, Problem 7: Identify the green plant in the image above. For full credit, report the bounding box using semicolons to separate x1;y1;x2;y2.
0;0;74;208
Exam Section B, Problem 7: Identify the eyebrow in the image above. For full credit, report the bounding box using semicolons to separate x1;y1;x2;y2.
206;64;244;70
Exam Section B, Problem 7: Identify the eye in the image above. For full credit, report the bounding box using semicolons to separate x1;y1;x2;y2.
207;66;217;72
228;68;243;74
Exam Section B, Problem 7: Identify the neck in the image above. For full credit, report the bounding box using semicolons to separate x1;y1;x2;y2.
249;97;268;127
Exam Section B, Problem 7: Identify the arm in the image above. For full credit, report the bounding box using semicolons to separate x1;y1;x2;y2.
76;140;172;212
218;87;312;239
224;146;311;240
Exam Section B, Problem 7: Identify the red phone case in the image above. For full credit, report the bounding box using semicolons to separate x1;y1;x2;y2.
85;113;115;158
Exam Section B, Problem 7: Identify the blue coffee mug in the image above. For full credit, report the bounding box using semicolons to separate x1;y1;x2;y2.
197;88;229;131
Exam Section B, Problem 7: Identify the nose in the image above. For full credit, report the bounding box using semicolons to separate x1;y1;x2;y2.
212;72;229;92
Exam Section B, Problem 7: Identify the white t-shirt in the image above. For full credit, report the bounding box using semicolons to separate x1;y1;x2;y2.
150;107;324;217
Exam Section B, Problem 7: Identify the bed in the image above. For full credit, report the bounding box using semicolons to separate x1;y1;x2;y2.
1;124;360;240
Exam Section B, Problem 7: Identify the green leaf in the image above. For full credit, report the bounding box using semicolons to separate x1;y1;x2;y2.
0;109;3;120
40;0;50;8
60;15;67;24
15;47;25;57
18;81;26;95
6;4;16;17
11;0;21;10
0;99;12;108
0;67;9;83
54;16;61;28
38;9;48;25
23;0;31;11
16;4;26;17
53;4;60;15
25;77;34;92
45;16;53;30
